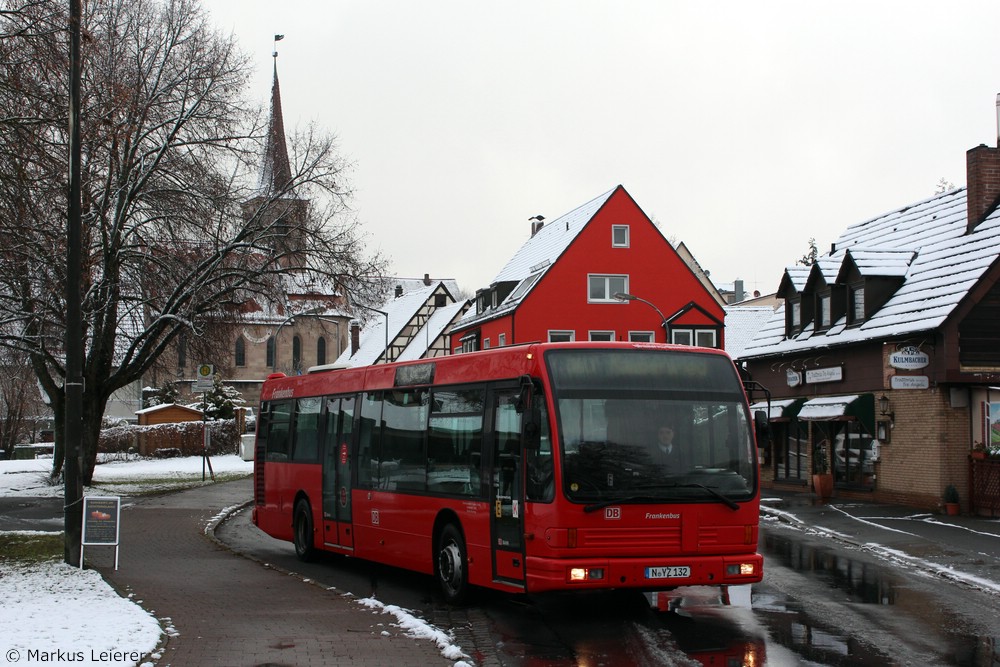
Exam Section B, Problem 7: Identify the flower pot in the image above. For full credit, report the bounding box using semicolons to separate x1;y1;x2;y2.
812;473;833;500
945;502;960;516
972;451;987;460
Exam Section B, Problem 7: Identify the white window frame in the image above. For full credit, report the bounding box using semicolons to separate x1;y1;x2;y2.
695;329;717;348
588;331;615;342
851;286;865;323
498;333;507;347
548;330;575;343
818;294;831;328
588;274;629;303
483;338;491;349
628;331;654;343
612;225;630;248
671;329;693;346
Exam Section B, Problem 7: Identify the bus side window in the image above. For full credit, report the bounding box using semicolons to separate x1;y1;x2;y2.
264;401;293;461
525;399;553;502
357;392;382;488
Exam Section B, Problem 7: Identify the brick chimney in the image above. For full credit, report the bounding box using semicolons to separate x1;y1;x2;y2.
350;320;360;356
423;273;431;286
966;95;1000;233
966;143;1000;232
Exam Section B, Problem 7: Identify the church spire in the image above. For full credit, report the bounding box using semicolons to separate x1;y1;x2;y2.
258;38;293;195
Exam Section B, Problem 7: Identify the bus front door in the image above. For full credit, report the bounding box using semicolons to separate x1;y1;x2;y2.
322;396;355;549
491;389;526;587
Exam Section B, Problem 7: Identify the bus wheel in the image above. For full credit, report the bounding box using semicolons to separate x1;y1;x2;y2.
436;523;468;605
293;499;316;562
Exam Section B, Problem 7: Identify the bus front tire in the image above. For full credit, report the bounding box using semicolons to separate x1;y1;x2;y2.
436;523;469;605
293;500;316;562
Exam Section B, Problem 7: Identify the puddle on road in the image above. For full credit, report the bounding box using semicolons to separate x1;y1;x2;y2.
759;532;997;665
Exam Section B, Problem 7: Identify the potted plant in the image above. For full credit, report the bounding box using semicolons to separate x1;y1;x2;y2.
812;440;833;500
943;485;960;516
972;442;987;460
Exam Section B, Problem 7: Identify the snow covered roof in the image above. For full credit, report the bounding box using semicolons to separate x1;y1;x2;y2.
334;281;466;367
742;188;1000;359
723;305;778;360
456;188;617;327
396;300;469;362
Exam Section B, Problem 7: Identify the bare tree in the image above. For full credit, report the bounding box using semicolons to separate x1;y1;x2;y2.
0;0;387;483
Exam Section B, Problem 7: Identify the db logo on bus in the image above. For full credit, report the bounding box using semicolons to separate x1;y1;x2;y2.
604;507;621;520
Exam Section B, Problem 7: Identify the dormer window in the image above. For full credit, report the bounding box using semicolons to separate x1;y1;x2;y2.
816;292;832;331
612;225;630;248
850;284;865;324
786;297;802;338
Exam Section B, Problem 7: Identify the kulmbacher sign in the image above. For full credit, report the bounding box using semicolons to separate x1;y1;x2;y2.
889;346;930;370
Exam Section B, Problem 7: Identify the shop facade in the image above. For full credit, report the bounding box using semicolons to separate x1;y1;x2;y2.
738;142;1000;513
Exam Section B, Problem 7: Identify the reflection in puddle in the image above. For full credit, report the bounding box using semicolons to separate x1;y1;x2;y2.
763;532;897;604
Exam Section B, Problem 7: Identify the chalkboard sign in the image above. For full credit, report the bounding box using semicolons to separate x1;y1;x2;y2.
82;496;121;546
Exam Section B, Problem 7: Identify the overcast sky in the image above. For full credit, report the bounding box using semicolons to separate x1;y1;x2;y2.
201;0;1000;298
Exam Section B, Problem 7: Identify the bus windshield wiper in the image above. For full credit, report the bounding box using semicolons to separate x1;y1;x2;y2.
674;483;740;511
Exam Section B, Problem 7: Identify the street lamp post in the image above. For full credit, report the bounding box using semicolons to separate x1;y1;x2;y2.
271;306;324;372
352;302;390;363
614;292;668;342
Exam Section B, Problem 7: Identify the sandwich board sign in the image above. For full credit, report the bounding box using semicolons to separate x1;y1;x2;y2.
82;495;121;570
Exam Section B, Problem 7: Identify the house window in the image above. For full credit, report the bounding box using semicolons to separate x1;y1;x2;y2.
671;330;693;346
266;337;275;368
434;294;447;307
817;294;831;329
483;338;491;349
589;331;614;341
317;336;327;366
851;286;865;323
695;329;717;348
588;274;628;302
235;337;246;367
548;330;575;342
628;331;654;342
787;298;802;337
460;332;480;353
670;329;716;347
498;333;506;347
612;225;630;248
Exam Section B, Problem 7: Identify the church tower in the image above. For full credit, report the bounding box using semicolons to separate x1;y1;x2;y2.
243;40;308;268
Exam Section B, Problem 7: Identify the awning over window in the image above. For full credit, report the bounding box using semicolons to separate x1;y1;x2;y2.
749;397;806;421
797;394;875;434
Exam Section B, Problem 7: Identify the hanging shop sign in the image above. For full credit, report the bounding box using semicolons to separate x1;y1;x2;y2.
786;368;802;387
889;346;930;370
891;375;929;390
806;366;843;384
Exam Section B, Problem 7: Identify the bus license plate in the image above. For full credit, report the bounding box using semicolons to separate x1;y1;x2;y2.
645;565;690;579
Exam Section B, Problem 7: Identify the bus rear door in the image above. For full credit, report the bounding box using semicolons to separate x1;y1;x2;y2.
490;387;526;587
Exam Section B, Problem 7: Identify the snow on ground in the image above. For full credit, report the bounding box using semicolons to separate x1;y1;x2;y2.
1;454;471;666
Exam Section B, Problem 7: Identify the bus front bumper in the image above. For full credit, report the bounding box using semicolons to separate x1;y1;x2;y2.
524;552;763;594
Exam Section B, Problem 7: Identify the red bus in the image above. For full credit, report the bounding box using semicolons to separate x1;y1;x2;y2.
252;342;763;603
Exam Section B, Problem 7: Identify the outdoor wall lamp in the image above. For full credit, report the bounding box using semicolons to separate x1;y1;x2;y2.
878;393;894;423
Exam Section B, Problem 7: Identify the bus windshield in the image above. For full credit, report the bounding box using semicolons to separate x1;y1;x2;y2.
546;347;756;505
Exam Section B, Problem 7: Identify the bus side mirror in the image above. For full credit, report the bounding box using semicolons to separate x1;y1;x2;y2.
754;410;771;447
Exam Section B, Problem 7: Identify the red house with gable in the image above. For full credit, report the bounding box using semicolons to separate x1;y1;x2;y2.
450;185;725;350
